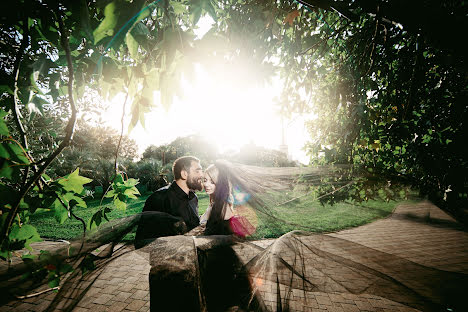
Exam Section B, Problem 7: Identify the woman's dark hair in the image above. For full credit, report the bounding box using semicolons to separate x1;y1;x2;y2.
205;162;232;235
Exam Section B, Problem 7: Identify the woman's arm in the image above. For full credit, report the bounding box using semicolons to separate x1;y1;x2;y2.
224;202;234;220
200;204;212;225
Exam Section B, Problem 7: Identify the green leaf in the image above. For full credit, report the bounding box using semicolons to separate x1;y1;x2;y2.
10;224;42;251
48;277;60;288
22;254;36;261
113;197;126;210
80;0;94;41
123;188;138;199
0;161;14;180
133;1;157;23
0;249;9;260
29;72;44;96
145;68;160;90
89;211;102;230
0;144;9;158
57;168;93;194
0;109;10;136
125;178;139;187
125;32;139;60
42;173;52;182
171;1;187;15
32;56;56;78
103;207;111;221
93;1;119;44
131;22;150;38
3;142;29;164
59;263;74;274
104;190;116;198
203;1;217;22
54;199;69;224
113;173;125;185
63;192;87;208
28;95;48;118
0;85;14;95
128;102;139;133
0;122;9;136
191;4;203;25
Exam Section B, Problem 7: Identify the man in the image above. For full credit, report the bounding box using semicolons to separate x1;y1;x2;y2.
135;156;203;247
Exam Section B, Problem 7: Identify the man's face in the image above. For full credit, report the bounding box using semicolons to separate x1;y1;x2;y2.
186;161;203;191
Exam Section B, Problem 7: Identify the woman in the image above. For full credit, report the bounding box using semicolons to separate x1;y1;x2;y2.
198;162;256;237
199;164;234;235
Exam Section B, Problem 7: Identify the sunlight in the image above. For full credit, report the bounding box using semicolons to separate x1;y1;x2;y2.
103;63;311;164
102;16;311;164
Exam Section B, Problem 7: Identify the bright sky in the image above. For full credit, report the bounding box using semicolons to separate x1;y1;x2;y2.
102;17;312;164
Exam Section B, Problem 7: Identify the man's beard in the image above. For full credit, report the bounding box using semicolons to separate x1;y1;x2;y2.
187;175;203;191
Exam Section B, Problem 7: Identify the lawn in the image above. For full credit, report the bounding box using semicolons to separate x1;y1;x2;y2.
29;190;418;240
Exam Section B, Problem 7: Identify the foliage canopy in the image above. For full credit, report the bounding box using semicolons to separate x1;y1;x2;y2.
0;0;467;275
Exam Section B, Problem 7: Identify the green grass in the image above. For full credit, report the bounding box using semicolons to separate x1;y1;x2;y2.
29;193;150;240
251;198;413;238
29;190;419;240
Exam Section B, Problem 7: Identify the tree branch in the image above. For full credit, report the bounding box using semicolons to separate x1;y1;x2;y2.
11;18;38;188
114;89;129;173
0;11;77;244
295;0;359;22
298;0;467;63
365;15;380;76
298;20;350;55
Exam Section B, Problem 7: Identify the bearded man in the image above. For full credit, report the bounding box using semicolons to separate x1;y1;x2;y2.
135;156;203;246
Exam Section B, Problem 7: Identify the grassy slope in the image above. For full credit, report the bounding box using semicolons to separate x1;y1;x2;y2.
29;191;416;240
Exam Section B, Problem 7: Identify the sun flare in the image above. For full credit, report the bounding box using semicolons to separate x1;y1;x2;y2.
103;62;311;164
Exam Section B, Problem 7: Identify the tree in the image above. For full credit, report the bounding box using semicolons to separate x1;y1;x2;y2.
142;134;218;166
1;0;467;274
49;123;138;189
230;142;297;167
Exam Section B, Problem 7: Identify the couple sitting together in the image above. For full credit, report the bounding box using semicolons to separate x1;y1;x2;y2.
135;156;255;247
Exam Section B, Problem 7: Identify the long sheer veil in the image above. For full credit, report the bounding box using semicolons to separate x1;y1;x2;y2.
0;161;467;311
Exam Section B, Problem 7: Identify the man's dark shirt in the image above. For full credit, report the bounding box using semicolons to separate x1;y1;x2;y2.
135;182;199;244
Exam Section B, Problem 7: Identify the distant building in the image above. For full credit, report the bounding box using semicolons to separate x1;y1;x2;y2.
279;117;290;161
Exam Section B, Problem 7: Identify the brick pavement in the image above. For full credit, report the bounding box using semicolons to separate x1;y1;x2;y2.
1;200;466;312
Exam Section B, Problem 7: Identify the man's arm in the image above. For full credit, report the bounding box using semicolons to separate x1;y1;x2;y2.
142;192;166;213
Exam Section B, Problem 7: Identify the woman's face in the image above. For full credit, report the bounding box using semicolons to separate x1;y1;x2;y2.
203;173;216;195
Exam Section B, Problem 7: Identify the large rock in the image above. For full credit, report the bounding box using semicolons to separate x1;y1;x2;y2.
149;235;204;312
149;235;264;311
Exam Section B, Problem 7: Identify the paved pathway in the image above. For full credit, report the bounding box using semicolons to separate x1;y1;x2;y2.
1;201;467;312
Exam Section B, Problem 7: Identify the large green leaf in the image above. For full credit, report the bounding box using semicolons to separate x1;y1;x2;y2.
80;0;94;41
133;0;158;23
0;85;13;96
203;0;217;22
129;22;150;51
0;109;9;136
123;187;139;199
9;224;42;251
125;32;139;60
93;1;120;44
0;161;14;180
57;168;93;194
63;192;87;208
54;199;69;224
190;2;203;25
32;55;56;78
2;142;30;164
28;95;48;119
0;144;9;158
113;197;126;210
171;1;187;15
